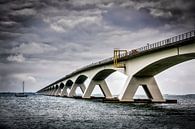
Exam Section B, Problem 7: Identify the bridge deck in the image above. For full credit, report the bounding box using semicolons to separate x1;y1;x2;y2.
40;30;195;91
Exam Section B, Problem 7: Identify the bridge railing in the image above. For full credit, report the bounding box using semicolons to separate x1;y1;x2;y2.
136;30;195;53
40;30;195;90
114;30;195;58
106;30;195;60
69;30;195;76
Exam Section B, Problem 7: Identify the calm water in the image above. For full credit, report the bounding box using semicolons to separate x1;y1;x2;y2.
0;94;194;129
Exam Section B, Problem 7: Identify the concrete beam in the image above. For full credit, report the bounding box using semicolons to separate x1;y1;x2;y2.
83;80;113;99
51;89;57;96
60;87;68;96
119;76;165;102
48;89;53;96
69;83;86;97
54;87;61;96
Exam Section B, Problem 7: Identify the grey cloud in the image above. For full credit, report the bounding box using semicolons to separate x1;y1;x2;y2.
102;6;162;31
137;0;195;29
10;42;58;54
0;0;194;92
7;53;25;63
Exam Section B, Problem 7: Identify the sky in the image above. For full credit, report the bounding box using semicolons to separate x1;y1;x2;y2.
0;0;195;95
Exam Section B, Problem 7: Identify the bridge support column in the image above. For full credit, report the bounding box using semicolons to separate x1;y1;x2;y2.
46;90;50;95
69;83;86;97
54;87;61;96
48;89;52;95
61;87;68;96
83;80;112;99
119;76;165;102
49;89;53;96
51;89;57;96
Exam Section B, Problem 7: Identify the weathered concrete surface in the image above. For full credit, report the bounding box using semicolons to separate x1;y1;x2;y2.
38;33;195;103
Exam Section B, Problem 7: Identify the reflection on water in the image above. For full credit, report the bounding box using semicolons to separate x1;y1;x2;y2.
0;94;194;129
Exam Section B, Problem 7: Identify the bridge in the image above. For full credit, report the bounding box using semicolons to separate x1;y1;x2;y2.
37;30;195;102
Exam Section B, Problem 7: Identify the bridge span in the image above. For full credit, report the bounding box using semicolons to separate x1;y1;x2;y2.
37;30;195;102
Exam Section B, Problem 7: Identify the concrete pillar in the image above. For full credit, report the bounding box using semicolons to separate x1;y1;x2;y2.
46;90;50;95
80;84;86;93
61;87;68;96
54;88;60;96
118;76;165;102
53;85;61;96
49;90;53;96
83;80;113;99
48;89;53;96
51;87;57;96
50;89;53;95
69;83;86;97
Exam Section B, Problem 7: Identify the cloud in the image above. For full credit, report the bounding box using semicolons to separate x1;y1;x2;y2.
150;8;172;18
7;54;25;63
49;16;101;32
0;21;18;27
10;8;37;17
0;73;38;92
11;42;57;54
0;0;194;93
27;76;36;82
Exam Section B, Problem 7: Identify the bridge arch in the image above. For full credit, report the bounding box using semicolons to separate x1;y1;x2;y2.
65;80;73;88
37;30;195;102
60;83;65;89
50;85;56;96
68;75;88;97
134;53;195;77
75;75;88;84
92;69;116;81
83;69;117;98
119;53;195;102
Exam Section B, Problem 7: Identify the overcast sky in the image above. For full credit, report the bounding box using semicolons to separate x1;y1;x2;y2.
0;0;195;95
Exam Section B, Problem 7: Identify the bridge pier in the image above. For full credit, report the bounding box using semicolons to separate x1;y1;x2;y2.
83;80;113;99
46;90;50;95
51;87;57;96
37;30;195;103
54;86;61;96
60;86;68;96
69;83;86;97
49;89;54;96
53;86;58;96
119;76;165;102
49;89;53;96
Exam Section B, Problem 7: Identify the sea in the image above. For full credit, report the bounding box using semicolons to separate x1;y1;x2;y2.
0;93;194;129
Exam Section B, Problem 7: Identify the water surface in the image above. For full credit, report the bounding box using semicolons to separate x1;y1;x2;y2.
0;94;194;129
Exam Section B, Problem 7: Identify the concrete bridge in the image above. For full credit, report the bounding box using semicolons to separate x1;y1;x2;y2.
37;30;195;102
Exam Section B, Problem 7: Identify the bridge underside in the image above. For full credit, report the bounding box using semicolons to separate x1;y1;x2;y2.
37;33;195;103
135;53;195;77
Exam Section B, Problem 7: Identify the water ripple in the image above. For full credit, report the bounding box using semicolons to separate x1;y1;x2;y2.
0;94;194;129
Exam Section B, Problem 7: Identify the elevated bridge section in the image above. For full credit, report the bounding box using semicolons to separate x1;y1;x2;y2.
37;30;195;102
